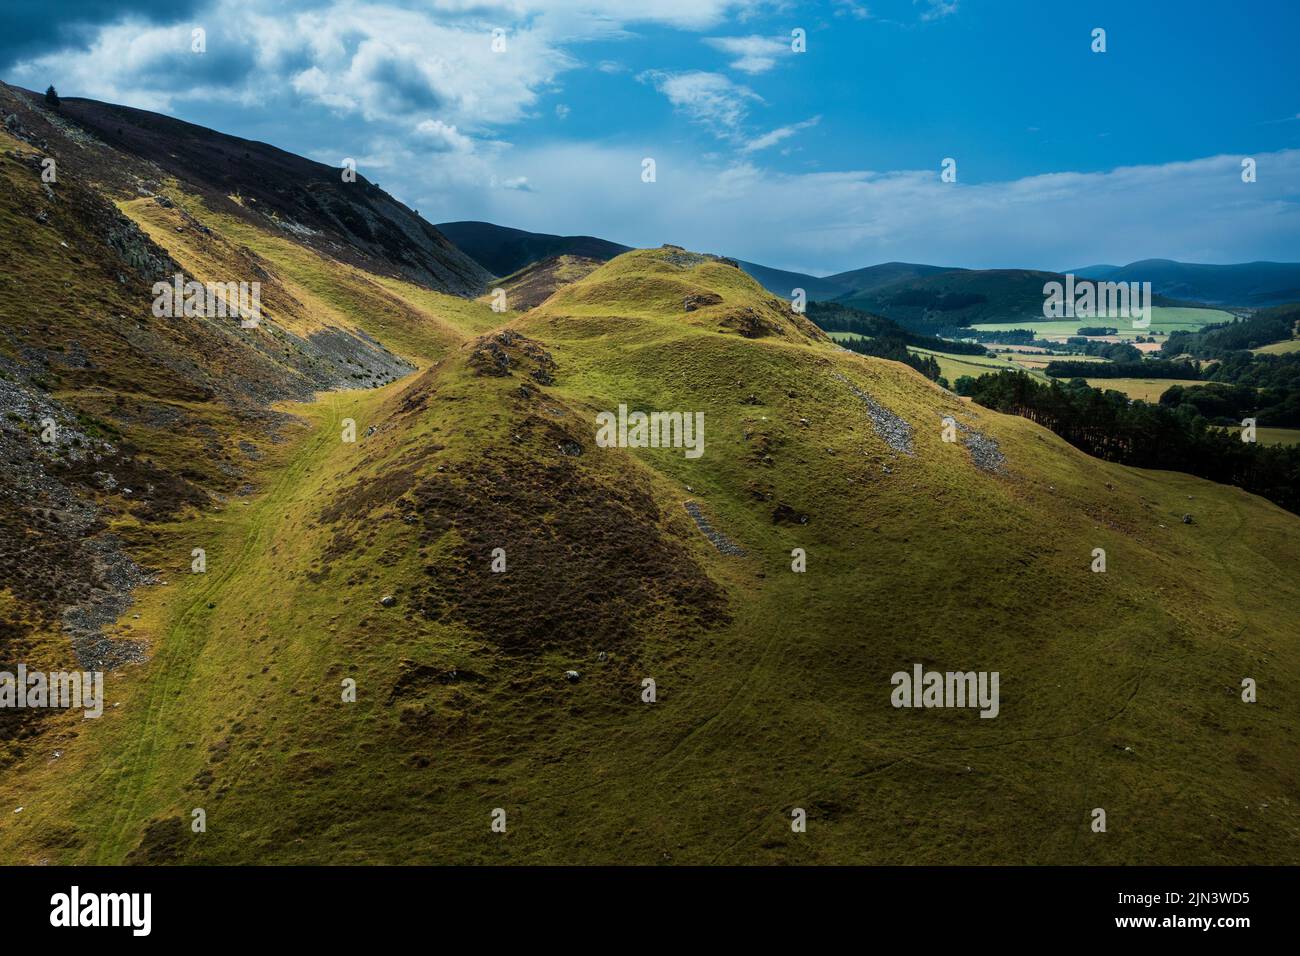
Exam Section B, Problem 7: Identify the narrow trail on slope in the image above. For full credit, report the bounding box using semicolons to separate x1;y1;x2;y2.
98;393;342;861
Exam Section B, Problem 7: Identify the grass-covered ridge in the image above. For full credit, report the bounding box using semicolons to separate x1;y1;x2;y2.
2;238;1299;866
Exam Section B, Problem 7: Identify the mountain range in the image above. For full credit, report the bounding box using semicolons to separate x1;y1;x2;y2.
440;221;1300;330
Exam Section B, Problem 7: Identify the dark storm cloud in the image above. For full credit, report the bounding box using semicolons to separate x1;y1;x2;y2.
0;1;207;70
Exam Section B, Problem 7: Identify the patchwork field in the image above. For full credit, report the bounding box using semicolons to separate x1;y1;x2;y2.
971;307;1232;341
905;346;1040;383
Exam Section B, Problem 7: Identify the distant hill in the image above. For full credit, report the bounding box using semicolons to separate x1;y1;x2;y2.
1069;259;1300;307
482;254;605;310
433;220;947;301
824;261;961;294
436;221;631;278
833;268;1070;333
429;219;1299;331
734;260;853;299
831;267;1212;335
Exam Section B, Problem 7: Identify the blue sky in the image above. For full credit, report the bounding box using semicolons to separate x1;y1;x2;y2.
4;0;1298;274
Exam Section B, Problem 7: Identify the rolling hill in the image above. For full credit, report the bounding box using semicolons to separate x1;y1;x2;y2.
437;219;857;299
1;86;1298;867
824;261;960;294
835;268;1075;332
439;219;1300;330
436;220;631;279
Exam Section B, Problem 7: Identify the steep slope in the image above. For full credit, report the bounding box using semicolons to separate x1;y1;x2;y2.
0;90;501;783
481;254;605;311
4;83;491;296
2;234;1296;866
1071;259;1300;307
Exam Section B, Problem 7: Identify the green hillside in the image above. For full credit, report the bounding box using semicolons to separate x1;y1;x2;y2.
4;203;1298;864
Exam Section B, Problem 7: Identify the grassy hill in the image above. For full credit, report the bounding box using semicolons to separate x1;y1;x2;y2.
5;219;1299;863
2;90;1298;866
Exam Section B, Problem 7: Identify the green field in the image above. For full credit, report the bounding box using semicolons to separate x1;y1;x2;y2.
905;345;1045;384
1253;338;1300;355
971;307;1232;340
829;335;1043;384
1217;425;1300;446
1083;377;1206;402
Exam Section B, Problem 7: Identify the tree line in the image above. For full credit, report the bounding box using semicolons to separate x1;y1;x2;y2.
955;371;1300;513
836;334;944;382
808;301;987;355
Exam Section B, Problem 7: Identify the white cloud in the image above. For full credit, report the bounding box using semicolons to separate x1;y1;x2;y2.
743;116;820;153
8;0;765;129
834;1;873;19
703;35;788;74
441;144;1300;274
916;0;958;21
638;70;762;136
414;119;474;153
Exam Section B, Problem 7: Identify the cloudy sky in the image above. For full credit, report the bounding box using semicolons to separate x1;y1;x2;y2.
5;0;1299;274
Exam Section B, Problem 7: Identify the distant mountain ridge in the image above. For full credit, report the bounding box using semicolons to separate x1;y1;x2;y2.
442;223;1300;325
436;221;631;278
1067;259;1300;307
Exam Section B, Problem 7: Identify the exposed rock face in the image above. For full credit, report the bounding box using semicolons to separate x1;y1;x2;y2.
942;413;1008;473
835;372;915;455
684;292;723;312
684;501;747;556
468;330;557;382
0;362;154;676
